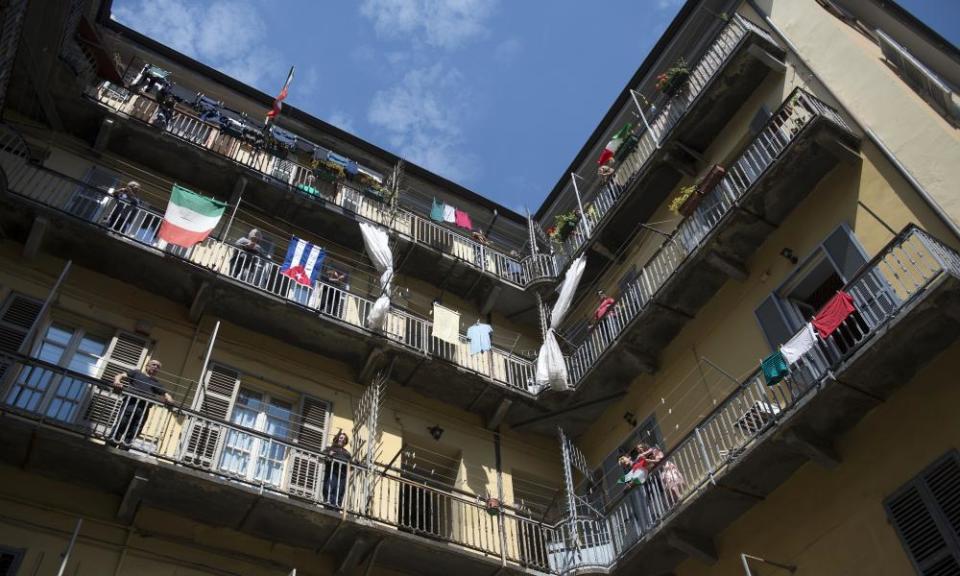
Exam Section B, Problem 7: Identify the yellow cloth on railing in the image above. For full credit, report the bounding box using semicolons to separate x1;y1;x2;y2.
432;304;461;345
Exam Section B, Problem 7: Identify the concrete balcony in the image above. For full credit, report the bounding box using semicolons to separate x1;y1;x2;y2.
76;82;542;320
0;353;559;576
0;125;540;424
507;88;860;436
561;225;960;575
551;14;786;280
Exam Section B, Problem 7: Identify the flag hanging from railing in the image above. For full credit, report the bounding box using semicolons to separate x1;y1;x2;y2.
280;236;326;286
266;66;295;124
158;185;226;248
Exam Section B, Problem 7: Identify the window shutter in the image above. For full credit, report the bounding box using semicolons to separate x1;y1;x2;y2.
823;225;868;283
886;452;960;575
754;294;794;350
287;396;330;500
0;293;42;354
84;331;150;434
182;364;239;469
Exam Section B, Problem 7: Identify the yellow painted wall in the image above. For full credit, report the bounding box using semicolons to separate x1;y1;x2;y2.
673;338;960;576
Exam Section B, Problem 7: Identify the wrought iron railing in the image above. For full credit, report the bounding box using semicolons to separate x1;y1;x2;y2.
551;14;779;272
564;87;853;386
0;125;537;396
88;83;544;287
0;223;955;575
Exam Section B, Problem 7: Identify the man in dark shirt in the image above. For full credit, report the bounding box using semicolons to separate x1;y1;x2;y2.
322;431;351;507
111;359;173;447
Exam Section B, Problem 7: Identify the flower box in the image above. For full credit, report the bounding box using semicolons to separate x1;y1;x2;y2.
669;184;702;217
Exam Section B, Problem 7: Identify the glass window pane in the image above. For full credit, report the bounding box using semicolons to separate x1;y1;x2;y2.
45;325;74;345
37;343;67;365
77;335;108;356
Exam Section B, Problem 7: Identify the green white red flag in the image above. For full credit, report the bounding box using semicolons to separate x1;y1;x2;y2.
158;185;226;248
266;66;295;123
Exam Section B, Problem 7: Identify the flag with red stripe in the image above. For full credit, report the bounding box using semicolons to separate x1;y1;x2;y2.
266;66;295;123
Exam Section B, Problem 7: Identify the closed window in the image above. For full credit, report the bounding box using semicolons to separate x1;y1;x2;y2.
885;451;960;575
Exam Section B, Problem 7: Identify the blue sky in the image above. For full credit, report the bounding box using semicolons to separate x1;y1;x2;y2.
111;0;958;214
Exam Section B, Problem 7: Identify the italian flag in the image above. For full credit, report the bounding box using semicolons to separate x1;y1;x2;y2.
158;185;226;248
597;122;633;165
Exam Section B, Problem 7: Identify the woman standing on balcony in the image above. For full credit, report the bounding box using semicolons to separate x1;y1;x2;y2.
639;443;685;506
322;431;351;508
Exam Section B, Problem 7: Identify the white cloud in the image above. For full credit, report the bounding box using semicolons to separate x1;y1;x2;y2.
327;110;357;133
367;64;479;182
359;0;498;49
113;0;283;88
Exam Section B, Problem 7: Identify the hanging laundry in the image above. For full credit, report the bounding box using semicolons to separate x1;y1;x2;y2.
812;291;856;339
430;198;445;222
467;323;494;355
442;204;456;223
593;296;616;323
761;350;789;386
454;209;473;230
346;160;359;177
280;236;326;286
781;322;818;365
598;123;633;166
432;303;461;345
326;151;351;168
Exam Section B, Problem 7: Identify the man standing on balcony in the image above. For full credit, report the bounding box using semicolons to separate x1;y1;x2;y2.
111;359;173;447
106;180;143;235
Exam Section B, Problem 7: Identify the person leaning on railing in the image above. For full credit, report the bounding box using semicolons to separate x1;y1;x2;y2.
111;359;173;448
105;180;143;234
229;228;265;283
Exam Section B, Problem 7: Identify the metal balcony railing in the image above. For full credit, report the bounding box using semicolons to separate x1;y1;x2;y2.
88;83;546;287
0;223;955;575
0;125;537;396
551;14;779;273
561;224;960;574
564;88;853;387
0;351;558;573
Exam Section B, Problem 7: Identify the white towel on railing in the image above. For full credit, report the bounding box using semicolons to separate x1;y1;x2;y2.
780;322;817;365
536;255;587;391
359;222;393;330
432;303;461;345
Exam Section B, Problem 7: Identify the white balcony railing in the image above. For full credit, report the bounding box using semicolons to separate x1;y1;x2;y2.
0;124;537;396
89;83;544;287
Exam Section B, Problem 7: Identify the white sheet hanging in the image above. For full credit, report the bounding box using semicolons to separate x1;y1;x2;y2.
359;222;393;330
536;255;587;391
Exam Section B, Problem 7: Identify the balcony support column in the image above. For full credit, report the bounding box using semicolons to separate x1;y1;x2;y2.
667;529;718;565
706;251;748;282
93;118;115;153
117;471;150;524
782;426;841;469
23;216;48;260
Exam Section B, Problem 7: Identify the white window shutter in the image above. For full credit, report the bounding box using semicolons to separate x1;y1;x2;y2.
287;396;331;500
181;363;240;469
83;331;150;434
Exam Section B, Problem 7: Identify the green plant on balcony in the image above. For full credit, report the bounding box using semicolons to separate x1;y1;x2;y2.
669;184;701;216
549;210;580;242
312;159;346;183
656;58;691;98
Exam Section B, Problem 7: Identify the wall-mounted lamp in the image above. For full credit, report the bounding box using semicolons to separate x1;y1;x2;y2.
623;411;638;427
427;425;444;441
779;248;798;265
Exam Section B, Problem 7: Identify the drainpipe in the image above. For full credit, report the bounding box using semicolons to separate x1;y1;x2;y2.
745;0;960;242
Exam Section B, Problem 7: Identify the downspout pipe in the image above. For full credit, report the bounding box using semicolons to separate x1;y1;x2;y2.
745;0;960;242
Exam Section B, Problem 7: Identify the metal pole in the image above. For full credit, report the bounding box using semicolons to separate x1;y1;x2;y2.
219;184;245;243
18;260;72;355
569;173;592;237
194;320;221;409
56;518;83;576
629;89;660;149
741;553;797;575
494;432;508;568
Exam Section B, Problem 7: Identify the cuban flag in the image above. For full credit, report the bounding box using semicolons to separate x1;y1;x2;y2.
280;236;325;286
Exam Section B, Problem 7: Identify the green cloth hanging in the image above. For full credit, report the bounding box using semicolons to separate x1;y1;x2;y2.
761;351;789;386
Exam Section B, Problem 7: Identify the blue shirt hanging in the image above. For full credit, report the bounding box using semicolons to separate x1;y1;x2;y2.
467;323;494;355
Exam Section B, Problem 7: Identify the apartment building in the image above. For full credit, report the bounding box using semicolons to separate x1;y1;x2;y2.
0;0;958;574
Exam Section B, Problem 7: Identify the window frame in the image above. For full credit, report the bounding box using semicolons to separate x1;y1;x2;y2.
0;545;26;576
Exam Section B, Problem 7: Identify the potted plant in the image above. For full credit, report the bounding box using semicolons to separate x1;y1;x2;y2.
655;58;691;98
313;159;345;183
552;210;580;241
669;184;702;217
484;496;501;515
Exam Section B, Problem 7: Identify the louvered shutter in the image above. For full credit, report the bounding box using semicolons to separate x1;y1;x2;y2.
287;396;331;499
0;293;42;354
886;452;960;575
823;225;868;283
754;294;794;350
182;364;239;469
83;331;150;434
